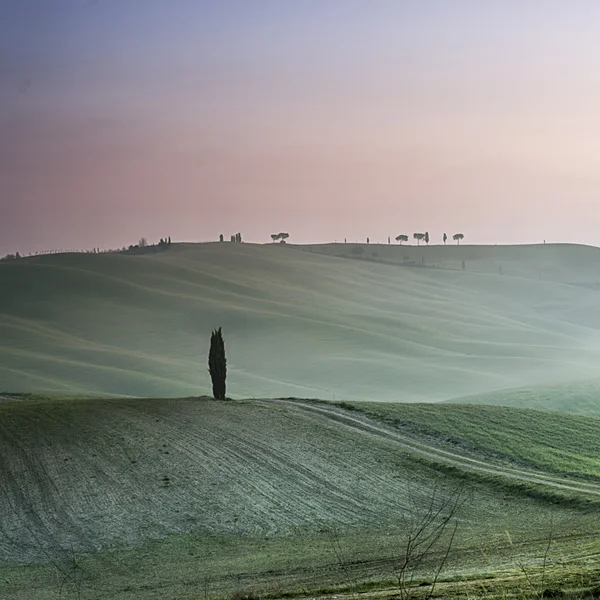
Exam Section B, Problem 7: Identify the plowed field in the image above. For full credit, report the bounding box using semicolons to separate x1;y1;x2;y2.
2;396;600;599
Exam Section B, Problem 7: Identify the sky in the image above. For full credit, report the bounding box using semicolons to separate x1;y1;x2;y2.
3;1;600;255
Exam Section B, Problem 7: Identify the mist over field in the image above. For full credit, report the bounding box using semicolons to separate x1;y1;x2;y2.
3;242;600;403
5;243;600;600
5;1;600;598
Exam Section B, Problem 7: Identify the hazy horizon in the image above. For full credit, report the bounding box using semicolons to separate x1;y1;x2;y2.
3;1;600;256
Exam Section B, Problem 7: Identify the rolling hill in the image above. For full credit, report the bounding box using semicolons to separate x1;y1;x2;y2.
3;242;600;402
305;241;600;283
448;378;600;416
3;395;600;599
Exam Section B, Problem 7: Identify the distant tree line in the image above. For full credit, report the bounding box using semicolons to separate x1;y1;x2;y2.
123;236;173;255
1;248;124;260
1;252;21;260
0;236;177;261
388;232;464;246
219;233;243;243
1;230;469;262
339;232;465;246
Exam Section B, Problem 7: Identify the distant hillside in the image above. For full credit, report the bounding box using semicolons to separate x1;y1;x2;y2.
302;242;600;283
449;378;600;416
2;242;600;400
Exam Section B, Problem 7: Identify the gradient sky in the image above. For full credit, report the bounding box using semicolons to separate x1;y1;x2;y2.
3;1;600;255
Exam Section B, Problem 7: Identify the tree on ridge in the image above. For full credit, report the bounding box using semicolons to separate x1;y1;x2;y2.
413;233;425;246
208;328;227;400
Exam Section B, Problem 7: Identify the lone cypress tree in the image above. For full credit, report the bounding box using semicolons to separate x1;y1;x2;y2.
208;328;227;400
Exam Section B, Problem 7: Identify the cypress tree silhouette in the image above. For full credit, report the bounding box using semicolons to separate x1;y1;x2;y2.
208;328;227;400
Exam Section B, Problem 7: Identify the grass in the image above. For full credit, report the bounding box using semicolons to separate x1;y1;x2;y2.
449;378;600;416
333;401;600;480
302;241;600;283
6;242;600;597
3;242;600;401
3;396;600;598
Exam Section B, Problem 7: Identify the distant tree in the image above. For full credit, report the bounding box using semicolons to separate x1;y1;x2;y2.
219;234;224;242
395;234;409;244
271;234;279;243
388;236;391;244
278;232;290;244
230;235;235;242
138;237;148;248
413;233;425;246
208;328;227;400
367;237;370;244
168;236;171;245
424;231;429;245
453;233;464;245
443;233;447;245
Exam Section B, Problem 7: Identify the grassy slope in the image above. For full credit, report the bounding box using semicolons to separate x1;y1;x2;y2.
337;401;600;479
448;378;600;416
0;396;500;563
3;242;600;402
2;396;600;599
304;241;600;283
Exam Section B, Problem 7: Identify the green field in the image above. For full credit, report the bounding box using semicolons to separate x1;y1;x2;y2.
3;395;600;599
449;378;600;416
3;242;600;402
4;242;600;599
334;400;600;480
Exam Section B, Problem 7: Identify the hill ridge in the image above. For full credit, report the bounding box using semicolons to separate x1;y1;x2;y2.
3;242;600;401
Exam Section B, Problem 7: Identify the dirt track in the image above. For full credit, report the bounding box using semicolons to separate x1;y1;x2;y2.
1;396;598;570
264;399;600;497
0;397;477;563
3;397;600;600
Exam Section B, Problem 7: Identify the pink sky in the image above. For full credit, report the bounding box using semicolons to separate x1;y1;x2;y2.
3;1;600;255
